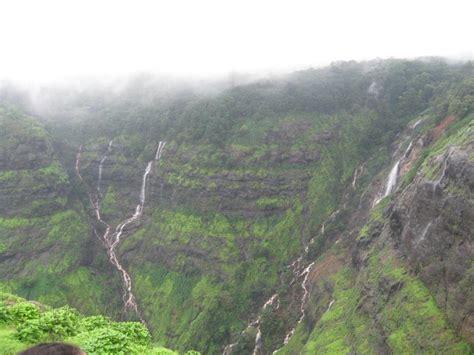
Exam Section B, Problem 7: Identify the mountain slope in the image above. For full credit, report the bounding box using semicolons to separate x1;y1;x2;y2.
0;59;472;354
252;110;474;354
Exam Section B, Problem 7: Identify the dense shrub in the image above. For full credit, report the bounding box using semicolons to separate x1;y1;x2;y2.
0;293;192;354
9;302;40;324
16;306;79;342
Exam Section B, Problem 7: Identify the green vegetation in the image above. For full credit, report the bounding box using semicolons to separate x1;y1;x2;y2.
0;208;113;316
367;250;470;353
123;205;300;352
357;197;389;242
101;186;119;216
302;268;376;354
296;256;471;355
401;112;474;188
0;292;193;354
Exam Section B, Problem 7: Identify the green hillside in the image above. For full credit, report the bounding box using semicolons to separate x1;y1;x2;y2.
0;58;472;354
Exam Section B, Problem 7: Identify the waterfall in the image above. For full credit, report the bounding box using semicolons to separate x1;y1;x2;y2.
412;119;423;129
352;164;364;189
263;294;279;309
325;299;335;314
223;343;238;355
224;209;343;354
223;293;279;355
373;120;420;206
76;140;166;320
403;141;413;159
252;327;263;355
381;116;423;199
415;221;433;247
107;141;166;313
282;262;315;344
139;161;153;205
374;138;414;206
251;294;279;355
155;141;166;160
384;160;400;197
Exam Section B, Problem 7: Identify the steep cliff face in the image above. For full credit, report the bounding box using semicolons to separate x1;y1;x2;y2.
0;106;121;316
390;119;474;342
0;59;472;354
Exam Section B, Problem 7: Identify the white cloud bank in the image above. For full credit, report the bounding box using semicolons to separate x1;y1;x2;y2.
0;0;472;83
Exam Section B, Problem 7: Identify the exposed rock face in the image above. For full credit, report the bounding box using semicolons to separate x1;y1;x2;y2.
391;135;474;342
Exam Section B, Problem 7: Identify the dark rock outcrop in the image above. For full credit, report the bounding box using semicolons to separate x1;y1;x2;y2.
390;139;474;342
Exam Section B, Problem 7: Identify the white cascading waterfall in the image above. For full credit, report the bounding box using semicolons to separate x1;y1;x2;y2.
252;294;280;355
107;141;166;314
155;140;166;160
411;118;424;130
382;136;414;199
276;262;315;351
404;141;413;159
325;299;335;313
383;160;400;197
382;138;415;198
374;119;423;205
76;140;166;319
139;161;153;205
372;159;400;207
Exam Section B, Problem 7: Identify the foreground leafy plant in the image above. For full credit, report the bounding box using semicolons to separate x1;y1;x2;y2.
0;293;197;354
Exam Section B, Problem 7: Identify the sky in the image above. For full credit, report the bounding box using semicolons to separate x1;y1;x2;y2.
0;0;472;84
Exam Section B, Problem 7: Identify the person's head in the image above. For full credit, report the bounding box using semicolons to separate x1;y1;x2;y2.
18;343;85;355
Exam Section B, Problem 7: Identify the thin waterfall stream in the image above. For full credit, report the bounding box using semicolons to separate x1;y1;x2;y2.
223;209;342;354
383;160;400;197
373;121;421;206
75;140;166;320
